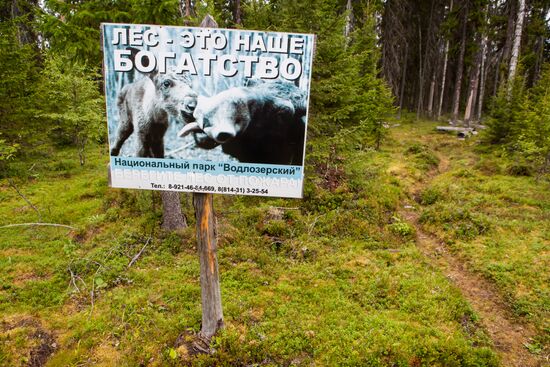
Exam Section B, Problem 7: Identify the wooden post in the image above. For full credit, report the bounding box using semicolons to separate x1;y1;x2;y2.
193;193;223;340
193;14;223;345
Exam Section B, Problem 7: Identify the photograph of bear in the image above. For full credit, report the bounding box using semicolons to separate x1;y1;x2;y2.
179;80;307;166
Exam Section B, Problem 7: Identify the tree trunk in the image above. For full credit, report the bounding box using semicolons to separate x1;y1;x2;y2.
233;0;242;25
427;71;436;118
161;191;187;230
476;7;489;121
502;1;516;62
493;50;502;97
422;0;437;120
508;0;525;92
464;40;482;127
344;0;354;43
493;0;516;95
416;24;424;120
185;0;193;17
437;39;450;120
530;2;550;84
476;37;488;121
181;0;193;25
10;0;39;46
193;192;223;340
452;4;468;123
532;34;545;84
437;0;453;120
398;45;408;119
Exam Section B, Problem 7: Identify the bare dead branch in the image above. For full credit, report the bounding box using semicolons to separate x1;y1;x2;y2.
127;237;152;268
89;279;95;318
7;178;42;222
0;222;76;230
268;206;300;211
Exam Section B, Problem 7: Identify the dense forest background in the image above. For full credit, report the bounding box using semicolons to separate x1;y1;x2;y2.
1;0;549;174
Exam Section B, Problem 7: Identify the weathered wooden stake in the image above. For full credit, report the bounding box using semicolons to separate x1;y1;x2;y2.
193;192;223;340
193;14;223;344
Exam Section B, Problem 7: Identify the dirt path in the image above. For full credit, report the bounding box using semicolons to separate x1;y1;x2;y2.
399;154;544;367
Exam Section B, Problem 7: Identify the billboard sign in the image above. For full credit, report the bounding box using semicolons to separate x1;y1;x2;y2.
101;23;314;198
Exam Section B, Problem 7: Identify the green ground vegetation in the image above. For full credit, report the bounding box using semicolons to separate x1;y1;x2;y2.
389;119;549;356
2;121;547;366
402;123;549;352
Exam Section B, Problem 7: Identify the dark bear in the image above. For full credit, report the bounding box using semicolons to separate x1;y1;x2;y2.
178;80;307;165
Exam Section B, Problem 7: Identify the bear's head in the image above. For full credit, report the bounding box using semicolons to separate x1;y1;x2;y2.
193;88;252;144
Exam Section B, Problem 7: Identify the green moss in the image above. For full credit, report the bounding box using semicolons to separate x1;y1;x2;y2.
4;126;539;365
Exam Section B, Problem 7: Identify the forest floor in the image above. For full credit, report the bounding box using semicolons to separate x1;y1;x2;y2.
0;120;548;366
390;124;548;367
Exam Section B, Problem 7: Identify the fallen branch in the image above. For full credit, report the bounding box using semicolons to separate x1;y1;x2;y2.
7;178;42;222
0;223;76;230
436;126;474;132
128;237;152;268
269;206;300;211
89;279;95;318
89;262;102;318
68;267;80;293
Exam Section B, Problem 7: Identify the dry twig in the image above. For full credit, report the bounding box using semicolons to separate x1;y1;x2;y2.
128;237;152;268
7;178;42;221
68;267;80;293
